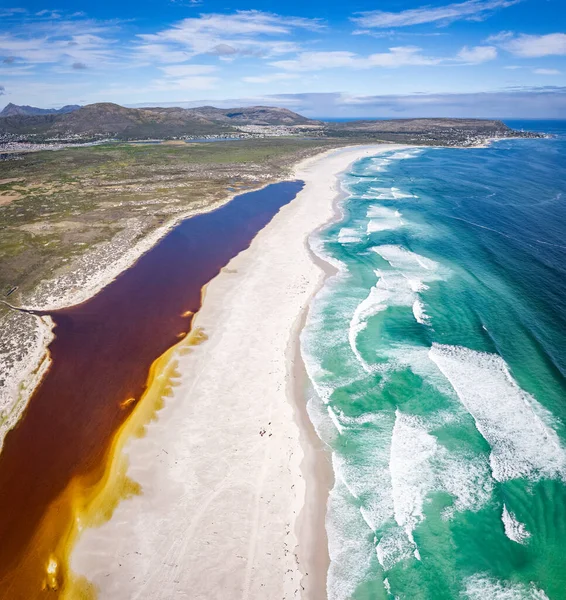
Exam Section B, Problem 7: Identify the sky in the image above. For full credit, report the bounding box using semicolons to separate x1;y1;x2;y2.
0;0;565;117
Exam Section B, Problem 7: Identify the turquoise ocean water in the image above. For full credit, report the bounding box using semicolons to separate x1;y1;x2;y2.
301;122;566;599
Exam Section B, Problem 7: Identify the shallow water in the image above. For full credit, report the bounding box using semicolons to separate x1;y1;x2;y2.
301;124;566;599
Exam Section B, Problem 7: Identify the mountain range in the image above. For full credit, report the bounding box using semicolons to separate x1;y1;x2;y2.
0;103;82;118
0;102;316;140
0;102;533;145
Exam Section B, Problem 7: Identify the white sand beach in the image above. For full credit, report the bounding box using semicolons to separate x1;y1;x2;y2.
69;144;407;599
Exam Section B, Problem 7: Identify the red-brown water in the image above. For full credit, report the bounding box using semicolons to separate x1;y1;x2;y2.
0;180;303;598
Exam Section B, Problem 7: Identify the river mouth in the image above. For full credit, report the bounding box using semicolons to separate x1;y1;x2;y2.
0;180;303;598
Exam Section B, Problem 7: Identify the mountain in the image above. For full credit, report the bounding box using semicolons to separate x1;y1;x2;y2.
0;102;318;140
180;105;318;126
0;103;81;117
0;103;231;139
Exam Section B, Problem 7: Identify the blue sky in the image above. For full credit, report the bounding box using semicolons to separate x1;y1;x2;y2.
1;0;565;117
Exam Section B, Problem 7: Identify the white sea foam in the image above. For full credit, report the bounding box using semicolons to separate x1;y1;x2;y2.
348;247;441;370
323;392;493;581
373;245;439;272
338;227;364;244
332;415;394;517
388;149;423;160
330;412;398;583
326;411;399;599
367;220;398;233
464;575;549;600
412;298;430;325
366;206;404;234
308;233;346;272
386;345;457;398
327;476;375;600
502;504;530;544
363;187;415;200
367;157;392;172
367;206;402;219
354;148;422;179
376;528;415;571
348;270;417;371
383;406;494;571
328;406;345;434
389;411;436;558
389;407;493;547
429;344;566;482
305;386;339;448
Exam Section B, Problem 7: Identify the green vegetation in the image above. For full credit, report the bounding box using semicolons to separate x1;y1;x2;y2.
0;138;343;307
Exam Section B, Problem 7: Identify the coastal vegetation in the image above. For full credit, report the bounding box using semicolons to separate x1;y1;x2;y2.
0;138;341;305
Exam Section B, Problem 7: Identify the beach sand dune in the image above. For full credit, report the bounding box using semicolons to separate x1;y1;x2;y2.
69;145;405;599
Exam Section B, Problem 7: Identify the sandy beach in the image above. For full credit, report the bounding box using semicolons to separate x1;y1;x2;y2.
67;144;405;599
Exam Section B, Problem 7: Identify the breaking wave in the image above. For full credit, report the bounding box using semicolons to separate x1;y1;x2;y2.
429;344;566;482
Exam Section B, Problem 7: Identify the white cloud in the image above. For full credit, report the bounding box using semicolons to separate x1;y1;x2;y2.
0;62;35;76
0;16;119;72
458;45;497;63
35;9;62;19
137;11;322;63
149;63;219;92
533;68;561;75
0;32;115;66
243;72;299;83
352;0;521;29
272;47;441;72
272;51;358;71
498;33;566;57
0;8;26;18
136;44;192;64
148;76;218;91
159;64;217;77
370;46;443;67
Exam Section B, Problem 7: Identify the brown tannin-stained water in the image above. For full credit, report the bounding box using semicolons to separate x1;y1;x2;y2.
0;180;303;599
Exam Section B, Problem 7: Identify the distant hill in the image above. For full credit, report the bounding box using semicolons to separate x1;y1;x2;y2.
0;103;81;118
0;102;318;140
0;102;536;145
326;118;512;134
180;105;318;126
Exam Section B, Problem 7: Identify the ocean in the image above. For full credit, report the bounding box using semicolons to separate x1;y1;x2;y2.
301;122;566;599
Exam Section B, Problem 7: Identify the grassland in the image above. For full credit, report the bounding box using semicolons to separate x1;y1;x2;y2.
0;138;346;303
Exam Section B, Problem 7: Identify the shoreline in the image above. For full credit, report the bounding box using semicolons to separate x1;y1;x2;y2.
290;153;362;597
294;145;414;596
64;144;401;599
